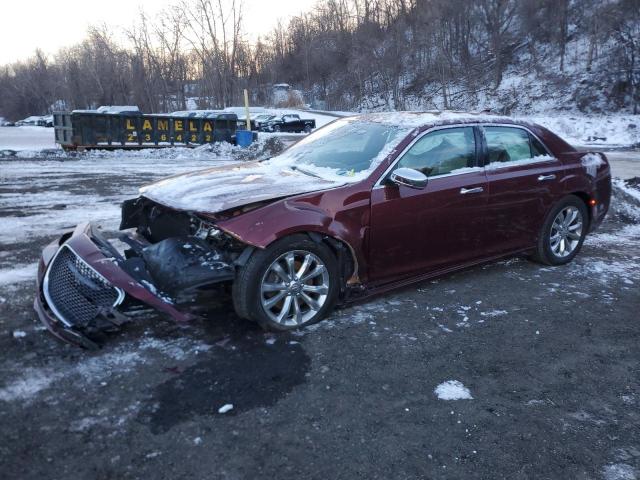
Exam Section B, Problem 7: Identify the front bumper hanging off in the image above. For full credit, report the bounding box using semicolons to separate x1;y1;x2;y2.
34;223;211;349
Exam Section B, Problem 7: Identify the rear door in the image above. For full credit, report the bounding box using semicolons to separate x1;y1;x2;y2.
368;126;489;283
481;125;564;255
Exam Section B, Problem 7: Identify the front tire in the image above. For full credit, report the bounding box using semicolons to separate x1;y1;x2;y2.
232;235;340;331
532;195;588;266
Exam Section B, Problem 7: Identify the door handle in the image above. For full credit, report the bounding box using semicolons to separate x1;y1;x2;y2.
460;187;484;194
538;174;556;181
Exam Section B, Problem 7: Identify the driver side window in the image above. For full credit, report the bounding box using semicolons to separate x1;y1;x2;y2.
395;127;476;177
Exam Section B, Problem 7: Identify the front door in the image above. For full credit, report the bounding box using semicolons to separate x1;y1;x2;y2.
368;126;488;284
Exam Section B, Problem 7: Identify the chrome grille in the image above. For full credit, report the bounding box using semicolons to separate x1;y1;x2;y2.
43;245;123;327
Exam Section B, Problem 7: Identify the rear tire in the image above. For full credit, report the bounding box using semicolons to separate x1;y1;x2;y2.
532;195;589;266
232;235;340;331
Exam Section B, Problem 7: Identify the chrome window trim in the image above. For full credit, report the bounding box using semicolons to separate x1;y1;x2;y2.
373;124;479;188
373;122;557;188
42;244;125;328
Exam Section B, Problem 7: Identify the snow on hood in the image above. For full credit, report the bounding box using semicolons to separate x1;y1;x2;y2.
139;160;345;213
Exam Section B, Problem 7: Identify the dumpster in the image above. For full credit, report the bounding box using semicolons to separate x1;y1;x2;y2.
53;110;238;151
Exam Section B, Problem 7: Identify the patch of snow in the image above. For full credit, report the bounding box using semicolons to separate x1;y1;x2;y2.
581;152;605;177
602;464;637;480
359;111;513;128
0;263;37;287
1;335;213;408
69;416;102;432
525;115;640;148
218;403;233;414
0;368;59;402
140;159;346;213
568;259;640;284
0;126;59;151
140;280;174;304
588;224;640;248
137;337;212;360
95;105;140;114
485;154;556;171
434;380;473;400
614;178;640;203
480;310;508;317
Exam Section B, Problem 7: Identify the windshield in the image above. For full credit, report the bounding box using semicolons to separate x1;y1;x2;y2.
269;118;410;182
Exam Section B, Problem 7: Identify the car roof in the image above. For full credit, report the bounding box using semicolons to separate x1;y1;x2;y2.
353;110;520;128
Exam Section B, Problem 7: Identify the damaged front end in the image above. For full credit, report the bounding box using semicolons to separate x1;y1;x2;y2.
35;199;251;349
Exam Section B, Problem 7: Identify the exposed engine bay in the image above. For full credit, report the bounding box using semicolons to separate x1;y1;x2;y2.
119;197;252;294
33;197;259;349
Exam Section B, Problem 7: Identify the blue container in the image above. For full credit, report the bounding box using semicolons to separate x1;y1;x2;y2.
236;129;253;147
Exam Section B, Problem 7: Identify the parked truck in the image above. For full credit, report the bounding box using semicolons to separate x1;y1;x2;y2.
258;114;316;133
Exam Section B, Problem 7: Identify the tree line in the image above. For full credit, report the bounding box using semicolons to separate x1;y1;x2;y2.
0;0;638;120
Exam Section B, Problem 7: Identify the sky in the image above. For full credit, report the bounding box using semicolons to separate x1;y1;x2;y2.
0;0;317;65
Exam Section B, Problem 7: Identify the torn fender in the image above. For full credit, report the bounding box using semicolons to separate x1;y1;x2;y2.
215;183;372;282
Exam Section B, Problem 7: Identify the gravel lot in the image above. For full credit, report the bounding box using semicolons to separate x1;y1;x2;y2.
0;148;639;480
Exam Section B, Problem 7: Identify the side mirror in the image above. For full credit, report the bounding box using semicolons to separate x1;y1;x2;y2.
389;167;428;189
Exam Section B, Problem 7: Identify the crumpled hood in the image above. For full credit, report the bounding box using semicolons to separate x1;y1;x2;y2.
140;160;344;213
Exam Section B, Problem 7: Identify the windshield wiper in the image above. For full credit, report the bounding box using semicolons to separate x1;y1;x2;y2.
290;165;322;179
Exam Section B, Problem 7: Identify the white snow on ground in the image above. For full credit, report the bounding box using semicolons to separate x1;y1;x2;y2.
0;368;58;402
434;380;473;400
602;463;638;480
0;264;38;287
523;115;640;148
0;126;59;151
480;310;508;317
0;153;247;245
0;336;213;403
614;178;640;203
568;259;640;285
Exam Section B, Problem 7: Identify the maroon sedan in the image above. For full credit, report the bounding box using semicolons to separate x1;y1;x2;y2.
35;112;611;348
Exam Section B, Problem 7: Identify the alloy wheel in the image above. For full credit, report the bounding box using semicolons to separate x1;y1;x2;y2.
550;206;583;258
260;250;330;326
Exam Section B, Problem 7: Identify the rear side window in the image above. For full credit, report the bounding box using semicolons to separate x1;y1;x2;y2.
396;127;476;177
530;134;549;157
483;126;551;166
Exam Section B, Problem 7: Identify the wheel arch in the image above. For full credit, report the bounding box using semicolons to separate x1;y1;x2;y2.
305;231;359;288
232;229;361;293
568;191;593;228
